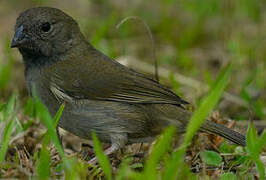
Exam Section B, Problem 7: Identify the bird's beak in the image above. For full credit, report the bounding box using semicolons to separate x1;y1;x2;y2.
11;25;28;48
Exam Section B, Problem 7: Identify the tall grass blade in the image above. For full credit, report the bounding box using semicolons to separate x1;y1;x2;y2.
0;95;16;162
144;126;176;179
163;63;233;179
92;132;112;180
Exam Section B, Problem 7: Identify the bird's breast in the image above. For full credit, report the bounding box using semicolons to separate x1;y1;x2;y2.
25;67;62;116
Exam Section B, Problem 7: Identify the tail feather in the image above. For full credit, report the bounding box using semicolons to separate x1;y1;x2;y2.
200;120;246;146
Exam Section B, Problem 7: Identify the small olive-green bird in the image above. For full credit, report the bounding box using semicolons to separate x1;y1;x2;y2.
11;7;246;157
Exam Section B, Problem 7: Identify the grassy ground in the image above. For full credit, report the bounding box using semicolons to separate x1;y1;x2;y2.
0;0;265;179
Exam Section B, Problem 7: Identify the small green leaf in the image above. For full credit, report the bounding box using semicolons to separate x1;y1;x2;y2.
201;150;222;166
221;172;237;180
246;122;258;155
246;122;265;179
257;132;266;152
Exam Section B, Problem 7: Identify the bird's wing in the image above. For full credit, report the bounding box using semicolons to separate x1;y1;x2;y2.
46;52;188;106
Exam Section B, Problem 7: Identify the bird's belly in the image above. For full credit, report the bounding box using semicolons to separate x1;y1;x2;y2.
57;100;155;143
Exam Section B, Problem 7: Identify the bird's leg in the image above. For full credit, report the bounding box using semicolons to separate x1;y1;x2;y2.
88;143;119;164
88;133;127;164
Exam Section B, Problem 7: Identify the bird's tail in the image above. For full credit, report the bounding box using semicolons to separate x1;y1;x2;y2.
200;120;246;146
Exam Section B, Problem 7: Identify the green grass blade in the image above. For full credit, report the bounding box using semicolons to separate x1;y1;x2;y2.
144;126;176;179
184;63;233;145
53;103;65;127
42;103;65;147
257;132;266;152
31;87;85;179
2;95;16;121
162;145;186;180
36;146;51;179
34;98;64;157
0;95;16;163
0;103;6;112
254;157;265;180
163;63;233;179
92;132;112;180
0;119;15;162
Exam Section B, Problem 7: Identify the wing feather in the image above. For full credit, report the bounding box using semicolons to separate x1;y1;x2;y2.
45;51;188;106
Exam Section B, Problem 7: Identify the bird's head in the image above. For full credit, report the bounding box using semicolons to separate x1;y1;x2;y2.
11;7;85;61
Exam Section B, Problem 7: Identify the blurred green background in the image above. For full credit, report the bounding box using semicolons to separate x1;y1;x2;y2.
0;0;265;120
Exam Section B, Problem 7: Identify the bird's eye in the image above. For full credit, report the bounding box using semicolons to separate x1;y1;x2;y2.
41;22;51;32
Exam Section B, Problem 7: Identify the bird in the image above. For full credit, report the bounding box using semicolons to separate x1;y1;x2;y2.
11;7;246;159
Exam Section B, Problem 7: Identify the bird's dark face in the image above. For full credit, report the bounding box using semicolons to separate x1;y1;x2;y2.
11;7;82;59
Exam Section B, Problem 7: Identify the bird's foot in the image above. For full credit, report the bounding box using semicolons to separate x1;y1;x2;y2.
88;143;120;164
